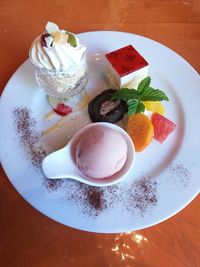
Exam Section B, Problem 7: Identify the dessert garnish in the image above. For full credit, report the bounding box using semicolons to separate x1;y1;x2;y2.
143;101;166;115
151;113;176;143
111;76;169;115
110;76;175;149
45;21;59;34
40;33;53;48
44;21;77;47
105;45;149;89
65;31;77;47
46;89;89;120
53;103;72;116
88;89;127;123
127;113;154;152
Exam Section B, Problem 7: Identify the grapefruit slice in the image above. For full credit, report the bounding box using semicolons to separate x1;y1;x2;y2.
152;113;176;143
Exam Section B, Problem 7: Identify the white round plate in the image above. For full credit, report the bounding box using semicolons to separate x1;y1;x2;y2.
0;31;200;233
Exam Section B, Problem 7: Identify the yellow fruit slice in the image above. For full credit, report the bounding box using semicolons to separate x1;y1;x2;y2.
53;31;68;44
143;101;165;115
127;113;154;152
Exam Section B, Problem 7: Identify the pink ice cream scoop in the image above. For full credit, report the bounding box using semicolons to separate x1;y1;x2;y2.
75;125;128;179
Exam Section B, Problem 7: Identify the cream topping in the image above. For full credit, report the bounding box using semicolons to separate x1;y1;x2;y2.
29;26;86;73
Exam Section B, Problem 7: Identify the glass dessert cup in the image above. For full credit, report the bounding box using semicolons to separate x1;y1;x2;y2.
34;63;88;101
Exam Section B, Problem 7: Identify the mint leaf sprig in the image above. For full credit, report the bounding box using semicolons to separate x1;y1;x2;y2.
111;76;169;115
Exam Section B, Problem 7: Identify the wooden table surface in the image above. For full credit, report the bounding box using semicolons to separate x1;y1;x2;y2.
0;1;200;266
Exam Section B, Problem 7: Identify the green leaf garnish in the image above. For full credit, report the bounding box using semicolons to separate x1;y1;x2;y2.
127;100;145;115
127;99;138;115
140;87;169;101
111;76;169;115
111;88;138;101
137;76;151;94
66;32;77;47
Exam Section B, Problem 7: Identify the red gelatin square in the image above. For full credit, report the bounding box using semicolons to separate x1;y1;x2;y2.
105;45;148;77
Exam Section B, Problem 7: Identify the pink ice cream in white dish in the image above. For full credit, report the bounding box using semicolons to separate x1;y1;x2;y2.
75;125;128;179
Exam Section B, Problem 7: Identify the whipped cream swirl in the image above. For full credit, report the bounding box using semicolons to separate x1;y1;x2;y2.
29;29;86;74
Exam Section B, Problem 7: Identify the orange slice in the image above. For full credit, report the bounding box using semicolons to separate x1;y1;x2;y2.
127;113;154;152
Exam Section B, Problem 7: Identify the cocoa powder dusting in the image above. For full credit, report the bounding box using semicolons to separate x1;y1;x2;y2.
42;178;64;192
124;177;158;216
12;107;158;217
62;181;115;216
46;177;158;217
83;186;105;210
169;163;191;187
12;107;47;168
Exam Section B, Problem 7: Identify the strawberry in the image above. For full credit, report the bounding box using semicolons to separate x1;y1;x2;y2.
54;103;72;116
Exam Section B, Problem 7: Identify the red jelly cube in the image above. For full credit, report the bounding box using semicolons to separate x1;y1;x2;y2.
105;45;148;77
